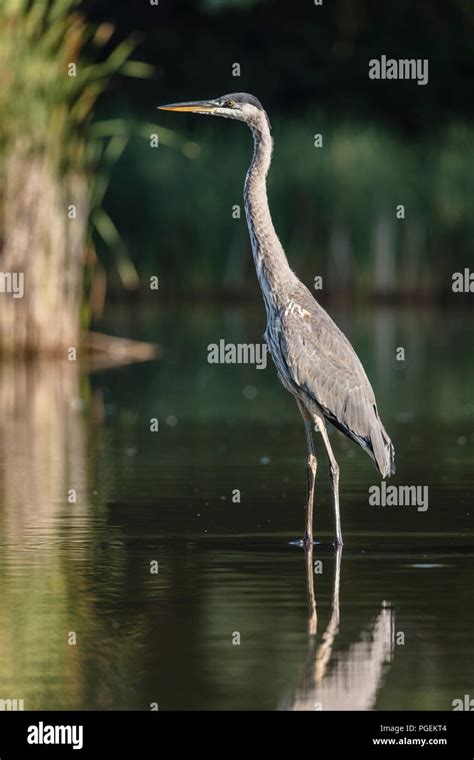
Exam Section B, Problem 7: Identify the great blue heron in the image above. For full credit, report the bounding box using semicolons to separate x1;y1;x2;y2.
159;93;395;547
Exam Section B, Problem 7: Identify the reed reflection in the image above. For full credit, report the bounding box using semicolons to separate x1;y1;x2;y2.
0;361;146;709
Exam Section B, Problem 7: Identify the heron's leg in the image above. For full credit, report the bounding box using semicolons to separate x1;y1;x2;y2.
314;544;342;682
314;414;343;546
305;543;317;636
296;399;317;546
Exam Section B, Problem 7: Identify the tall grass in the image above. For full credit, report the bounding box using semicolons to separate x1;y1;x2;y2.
0;0;150;356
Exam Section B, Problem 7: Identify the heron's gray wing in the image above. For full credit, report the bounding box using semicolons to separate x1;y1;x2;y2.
278;286;395;476
279;296;375;435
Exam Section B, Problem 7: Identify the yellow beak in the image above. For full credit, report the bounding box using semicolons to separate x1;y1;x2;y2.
158;100;217;114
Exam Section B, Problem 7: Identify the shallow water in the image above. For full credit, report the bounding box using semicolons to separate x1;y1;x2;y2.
0;304;472;710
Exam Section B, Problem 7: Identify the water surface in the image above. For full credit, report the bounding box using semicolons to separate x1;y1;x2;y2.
0;304;472;709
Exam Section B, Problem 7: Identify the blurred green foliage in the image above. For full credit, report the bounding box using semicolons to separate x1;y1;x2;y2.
0;0;150;173
101;115;474;300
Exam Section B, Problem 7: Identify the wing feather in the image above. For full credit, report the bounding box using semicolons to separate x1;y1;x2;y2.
277;285;395;477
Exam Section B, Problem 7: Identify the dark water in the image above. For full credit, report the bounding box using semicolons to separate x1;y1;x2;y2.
0;304;472;710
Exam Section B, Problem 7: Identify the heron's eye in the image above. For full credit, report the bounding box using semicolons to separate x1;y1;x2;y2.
226;99;236;108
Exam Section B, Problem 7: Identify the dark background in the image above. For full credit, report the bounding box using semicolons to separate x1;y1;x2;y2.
76;0;474;304
88;0;474;132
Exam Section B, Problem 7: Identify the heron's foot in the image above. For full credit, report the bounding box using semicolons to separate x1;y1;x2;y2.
289;535;320;549
333;536;344;548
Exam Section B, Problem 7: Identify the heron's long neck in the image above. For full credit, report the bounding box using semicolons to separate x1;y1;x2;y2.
244;117;296;315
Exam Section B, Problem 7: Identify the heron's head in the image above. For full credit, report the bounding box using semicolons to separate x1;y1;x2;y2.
158;92;268;129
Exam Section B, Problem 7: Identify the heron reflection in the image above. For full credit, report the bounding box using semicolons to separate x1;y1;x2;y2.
287;548;395;710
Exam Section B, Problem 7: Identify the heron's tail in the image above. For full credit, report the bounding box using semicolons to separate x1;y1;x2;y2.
370;420;395;478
